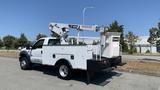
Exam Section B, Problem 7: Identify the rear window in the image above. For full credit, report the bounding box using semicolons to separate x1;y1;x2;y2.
112;37;119;42
48;39;60;46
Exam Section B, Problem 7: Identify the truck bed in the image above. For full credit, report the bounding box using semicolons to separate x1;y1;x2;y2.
42;45;93;70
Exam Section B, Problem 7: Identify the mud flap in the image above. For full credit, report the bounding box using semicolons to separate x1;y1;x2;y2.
86;59;110;84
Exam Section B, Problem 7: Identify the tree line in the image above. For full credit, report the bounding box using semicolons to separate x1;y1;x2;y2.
0;33;47;49
147;22;160;46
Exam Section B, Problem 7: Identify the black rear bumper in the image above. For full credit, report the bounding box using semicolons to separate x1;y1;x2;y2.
108;56;122;67
87;56;121;72
86;56;121;84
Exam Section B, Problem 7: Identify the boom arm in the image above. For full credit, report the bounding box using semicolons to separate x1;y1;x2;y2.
49;23;105;41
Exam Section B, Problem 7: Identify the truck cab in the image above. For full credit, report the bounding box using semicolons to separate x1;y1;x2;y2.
29;37;60;64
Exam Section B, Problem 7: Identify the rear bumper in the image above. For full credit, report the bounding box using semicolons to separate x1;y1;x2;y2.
87;59;110;72
87;56;121;72
108;56;122;67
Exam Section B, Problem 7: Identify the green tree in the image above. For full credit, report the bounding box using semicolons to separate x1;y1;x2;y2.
36;33;47;40
15;33;28;48
3;35;17;49
147;22;160;46
25;41;33;49
126;31;138;54
107;20;127;52
147;27;159;45
126;31;138;45
107;21;124;32
121;42;128;52
0;38;4;48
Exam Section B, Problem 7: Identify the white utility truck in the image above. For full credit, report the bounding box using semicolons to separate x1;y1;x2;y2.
19;22;121;82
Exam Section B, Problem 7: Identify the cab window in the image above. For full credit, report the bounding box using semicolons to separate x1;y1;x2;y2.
32;39;44;49
48;39;60;46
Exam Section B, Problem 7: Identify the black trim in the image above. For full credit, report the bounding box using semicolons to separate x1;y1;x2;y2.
87;56;121;72
53;54;56;58
71;55;74;60
19;51;31;63
87;59;110;72
108;56;122;67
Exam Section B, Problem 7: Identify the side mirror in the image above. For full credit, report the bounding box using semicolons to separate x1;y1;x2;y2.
26;46;32;49
18;47;22;50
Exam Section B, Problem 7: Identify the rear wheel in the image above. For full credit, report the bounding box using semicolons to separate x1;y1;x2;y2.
57;63;72;80
19;57;31;70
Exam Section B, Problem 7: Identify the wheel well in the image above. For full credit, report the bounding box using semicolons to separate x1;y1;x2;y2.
19;51;30;60
20;53;28;57
19;53;30;63
55;59;72;69
19;54;26;60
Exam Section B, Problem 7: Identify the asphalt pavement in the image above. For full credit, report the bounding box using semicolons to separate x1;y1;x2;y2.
0;57;159;90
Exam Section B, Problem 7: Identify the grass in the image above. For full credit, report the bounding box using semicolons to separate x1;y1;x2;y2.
0;50;19;58
117;60;160;76
123;52;160;56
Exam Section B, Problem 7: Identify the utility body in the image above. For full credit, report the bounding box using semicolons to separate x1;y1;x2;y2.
19;22;122;81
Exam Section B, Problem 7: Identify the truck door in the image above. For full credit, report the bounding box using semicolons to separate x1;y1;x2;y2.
30;39;44;64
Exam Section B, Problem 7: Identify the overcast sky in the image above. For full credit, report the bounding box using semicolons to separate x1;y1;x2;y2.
0;0;160;40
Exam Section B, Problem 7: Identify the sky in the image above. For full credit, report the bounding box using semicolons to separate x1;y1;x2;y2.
0;0;160;40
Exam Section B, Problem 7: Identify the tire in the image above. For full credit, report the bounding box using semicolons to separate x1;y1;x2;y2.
57;63;72;80
19;57;31;70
